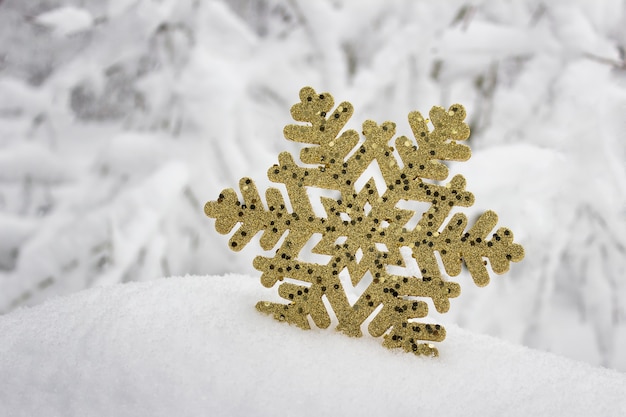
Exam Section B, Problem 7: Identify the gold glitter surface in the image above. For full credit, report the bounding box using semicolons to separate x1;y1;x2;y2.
205;87;524;356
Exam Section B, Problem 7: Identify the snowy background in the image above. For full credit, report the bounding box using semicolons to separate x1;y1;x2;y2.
0;0;625;372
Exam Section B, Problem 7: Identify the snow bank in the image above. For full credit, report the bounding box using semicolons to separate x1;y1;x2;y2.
0;274;624;417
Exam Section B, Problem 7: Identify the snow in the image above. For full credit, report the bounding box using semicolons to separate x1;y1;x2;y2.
0;143;72;183
34;6;95;37
0;274;624;417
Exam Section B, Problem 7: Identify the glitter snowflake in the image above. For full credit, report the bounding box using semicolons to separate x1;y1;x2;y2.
205;87;524;356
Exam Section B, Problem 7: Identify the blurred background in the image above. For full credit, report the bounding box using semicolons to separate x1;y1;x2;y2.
0;0;625;370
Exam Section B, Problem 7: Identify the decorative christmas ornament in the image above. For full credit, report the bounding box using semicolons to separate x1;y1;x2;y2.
205;87;524;356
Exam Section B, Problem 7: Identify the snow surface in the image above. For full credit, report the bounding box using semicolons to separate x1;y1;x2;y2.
1;274;625;417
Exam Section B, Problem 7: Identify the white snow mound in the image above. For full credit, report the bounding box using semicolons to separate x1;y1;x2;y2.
0;274;625;417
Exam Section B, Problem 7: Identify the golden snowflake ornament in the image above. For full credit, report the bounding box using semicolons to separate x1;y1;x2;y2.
205;87;524;356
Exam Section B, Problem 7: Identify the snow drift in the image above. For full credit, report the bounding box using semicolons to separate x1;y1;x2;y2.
0;274;624;417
